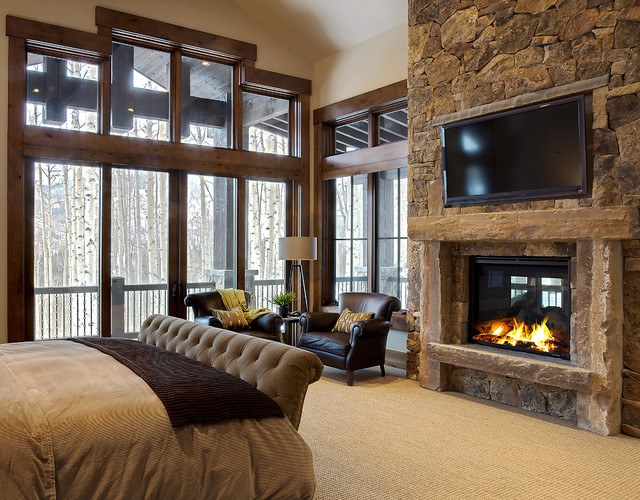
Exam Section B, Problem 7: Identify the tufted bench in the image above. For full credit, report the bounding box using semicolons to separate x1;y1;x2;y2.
139;314;324;430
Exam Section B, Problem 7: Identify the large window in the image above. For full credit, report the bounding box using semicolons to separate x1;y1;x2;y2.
8;11;310;342
315;81;408;309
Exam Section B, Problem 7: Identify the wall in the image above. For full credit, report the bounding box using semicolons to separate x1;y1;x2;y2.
312;23;408;110
0;0;314;344
407;0;640;435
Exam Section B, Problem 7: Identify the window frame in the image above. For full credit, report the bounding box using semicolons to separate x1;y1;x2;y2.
6;11;310;342
313;81;408;307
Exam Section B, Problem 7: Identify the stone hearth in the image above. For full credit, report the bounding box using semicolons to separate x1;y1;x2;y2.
406;0;640;436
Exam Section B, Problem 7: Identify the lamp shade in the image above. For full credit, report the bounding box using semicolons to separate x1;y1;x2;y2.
278;237;317;261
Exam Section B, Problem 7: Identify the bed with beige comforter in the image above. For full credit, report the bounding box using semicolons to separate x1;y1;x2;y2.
0;314;323;499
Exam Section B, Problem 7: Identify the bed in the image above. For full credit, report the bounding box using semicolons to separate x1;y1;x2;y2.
0;314;324;499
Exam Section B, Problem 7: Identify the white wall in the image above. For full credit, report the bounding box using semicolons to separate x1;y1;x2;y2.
0;0;313;343
312;23;408;110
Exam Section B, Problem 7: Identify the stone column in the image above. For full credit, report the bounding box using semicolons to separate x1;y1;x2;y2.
577;239;623;435
419;241;451;390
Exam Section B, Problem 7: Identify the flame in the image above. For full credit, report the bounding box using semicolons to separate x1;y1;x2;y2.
473;316;560;353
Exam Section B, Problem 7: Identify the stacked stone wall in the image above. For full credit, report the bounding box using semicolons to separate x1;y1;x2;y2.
407;0;640;435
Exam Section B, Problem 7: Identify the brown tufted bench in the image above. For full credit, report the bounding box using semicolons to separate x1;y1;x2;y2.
139;314;324;430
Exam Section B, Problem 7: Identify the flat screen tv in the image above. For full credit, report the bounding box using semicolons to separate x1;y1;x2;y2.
441;95;589;206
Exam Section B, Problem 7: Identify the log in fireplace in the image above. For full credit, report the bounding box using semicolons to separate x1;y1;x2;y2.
469;257;570;360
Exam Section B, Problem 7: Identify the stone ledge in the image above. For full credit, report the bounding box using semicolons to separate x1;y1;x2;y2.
409;206;640;242
426;343;596;392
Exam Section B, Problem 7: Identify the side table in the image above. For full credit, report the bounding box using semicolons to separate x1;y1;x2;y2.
282;316;301;346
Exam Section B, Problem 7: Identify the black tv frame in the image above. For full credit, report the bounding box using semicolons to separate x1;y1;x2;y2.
441;95;591;207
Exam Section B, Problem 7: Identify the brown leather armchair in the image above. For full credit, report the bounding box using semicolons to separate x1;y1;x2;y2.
184;290;283;341
298;292;401;385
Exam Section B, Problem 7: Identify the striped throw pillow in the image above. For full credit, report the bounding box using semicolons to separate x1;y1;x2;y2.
210;305;249;330
332;308;375;333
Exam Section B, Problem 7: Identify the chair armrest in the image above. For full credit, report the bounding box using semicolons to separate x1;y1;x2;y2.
250;312;283;335
300;312;341;333
350;318;390;341
193;315;223;328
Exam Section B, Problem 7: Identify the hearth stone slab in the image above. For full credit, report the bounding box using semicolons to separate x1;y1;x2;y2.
426;343;595;392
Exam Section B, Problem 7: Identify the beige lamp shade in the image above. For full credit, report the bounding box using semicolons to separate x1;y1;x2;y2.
278;237;317;261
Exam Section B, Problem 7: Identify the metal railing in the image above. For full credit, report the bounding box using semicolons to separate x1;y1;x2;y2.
34;277;286;339
334;276;408;307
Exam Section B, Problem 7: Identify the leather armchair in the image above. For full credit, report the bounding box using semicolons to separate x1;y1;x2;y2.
184;290;283;341
298;292;401;385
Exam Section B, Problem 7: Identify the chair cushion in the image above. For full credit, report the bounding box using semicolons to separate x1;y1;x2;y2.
298;331;351;357
332;308;374;333
210;305;249;330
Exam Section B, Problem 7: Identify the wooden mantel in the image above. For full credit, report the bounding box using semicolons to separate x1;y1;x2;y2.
408;206;640;242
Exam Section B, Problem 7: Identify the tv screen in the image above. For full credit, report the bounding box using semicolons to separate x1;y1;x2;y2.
441;96;589;206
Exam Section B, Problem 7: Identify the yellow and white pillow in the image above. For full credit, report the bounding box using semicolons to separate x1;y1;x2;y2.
210;305;249;330
332;308;374;333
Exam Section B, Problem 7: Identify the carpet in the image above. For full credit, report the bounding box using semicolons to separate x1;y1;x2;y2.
298;366;640;500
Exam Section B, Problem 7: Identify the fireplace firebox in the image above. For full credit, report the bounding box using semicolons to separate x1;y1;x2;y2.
469;257;571;360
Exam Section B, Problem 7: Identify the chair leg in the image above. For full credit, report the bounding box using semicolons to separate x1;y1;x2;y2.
347;370;354;386
380;364;385;377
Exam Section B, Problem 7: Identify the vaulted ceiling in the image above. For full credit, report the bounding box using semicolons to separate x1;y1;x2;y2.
232;0;407;61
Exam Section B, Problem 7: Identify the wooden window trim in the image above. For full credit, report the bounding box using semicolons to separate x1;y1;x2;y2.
7;16;111;57
242;66;311;97
95;7;257;62
22;127;303;180
313;80;406;125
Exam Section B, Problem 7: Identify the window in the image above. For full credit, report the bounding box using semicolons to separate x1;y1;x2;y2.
8;11;310;342
26;53;99;132
243;92;289;155
378;108;408;145
34;161;101;339
246;180;287;308
111;168;170;337
111;42;170;141
186;174;237;291
181;57;232;147
335;118;369;154
334;175;368;296
376;168;408;305
314;81;408;309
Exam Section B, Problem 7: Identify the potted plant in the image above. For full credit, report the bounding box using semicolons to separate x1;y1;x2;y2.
270;291;296;317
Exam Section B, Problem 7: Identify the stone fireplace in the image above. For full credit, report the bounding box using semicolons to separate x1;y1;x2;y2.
406;0;640;436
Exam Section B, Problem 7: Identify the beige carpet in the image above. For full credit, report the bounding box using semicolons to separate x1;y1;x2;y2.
298;366;640;500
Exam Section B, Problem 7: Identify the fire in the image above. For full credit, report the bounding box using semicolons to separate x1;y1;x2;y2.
473;316;559;353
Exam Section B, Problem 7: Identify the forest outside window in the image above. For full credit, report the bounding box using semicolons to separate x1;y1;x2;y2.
26;52;99;133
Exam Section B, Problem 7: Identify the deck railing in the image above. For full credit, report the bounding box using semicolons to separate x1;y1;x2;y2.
34;275;405;339
34;277;286;339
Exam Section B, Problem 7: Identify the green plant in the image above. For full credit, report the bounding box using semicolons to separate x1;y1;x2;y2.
270;291;296;307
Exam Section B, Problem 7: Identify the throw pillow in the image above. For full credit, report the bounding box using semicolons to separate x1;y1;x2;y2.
210;305;249;330
332;308;375;333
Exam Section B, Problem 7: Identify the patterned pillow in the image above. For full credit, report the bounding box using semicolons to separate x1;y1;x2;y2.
210;305;249;330
332;308;375;333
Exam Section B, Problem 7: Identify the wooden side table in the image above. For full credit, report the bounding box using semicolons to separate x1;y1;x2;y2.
282;316;301;346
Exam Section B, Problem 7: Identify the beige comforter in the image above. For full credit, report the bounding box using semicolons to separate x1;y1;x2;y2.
0;340;315;499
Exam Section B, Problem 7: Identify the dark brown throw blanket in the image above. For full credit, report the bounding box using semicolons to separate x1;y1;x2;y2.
71;338;284;427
